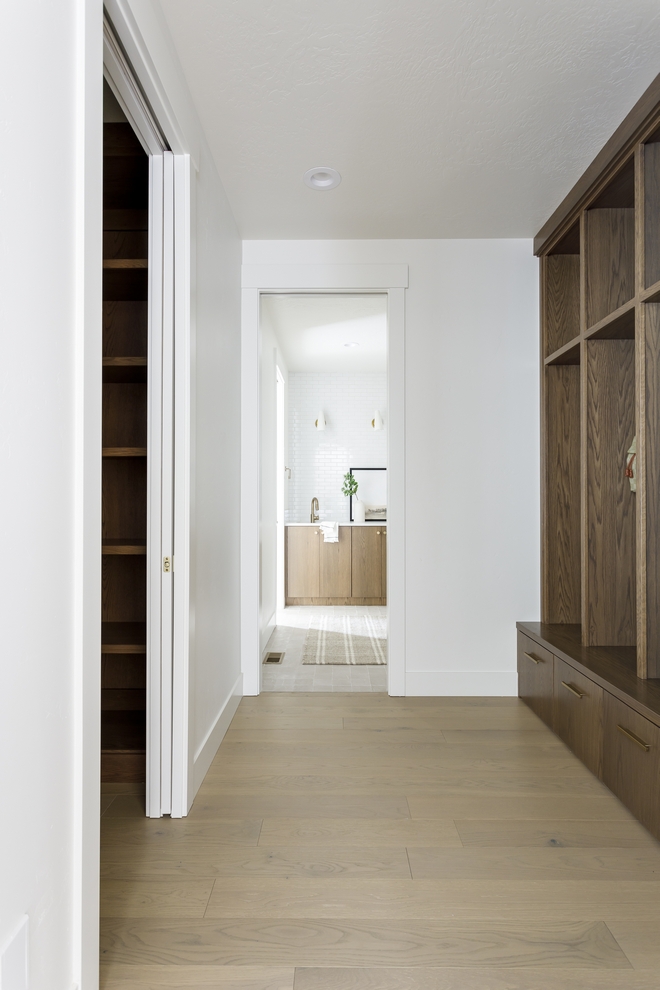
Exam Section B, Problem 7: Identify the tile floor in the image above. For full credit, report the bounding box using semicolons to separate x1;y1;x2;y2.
262;606;388;692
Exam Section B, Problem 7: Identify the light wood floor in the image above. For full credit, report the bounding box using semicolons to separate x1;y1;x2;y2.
100;694;660;989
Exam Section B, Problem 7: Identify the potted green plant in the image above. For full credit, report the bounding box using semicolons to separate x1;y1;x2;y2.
342;471;364;523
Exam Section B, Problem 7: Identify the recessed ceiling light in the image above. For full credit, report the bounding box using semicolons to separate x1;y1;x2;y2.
303;166;341;191
344;342;359;348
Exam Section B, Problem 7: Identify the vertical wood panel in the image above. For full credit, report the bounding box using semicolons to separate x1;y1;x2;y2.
553;657;603;778
351;528;383;599
644;304;660;676
543;367;581;623
635;147;647;677
585;340;637;646
545;255;580;355
286;527;320;599
517;634;554;727
644;142;660;288
603;692;660;839
585;209;635;327
102;556;147;622
319;527;351;598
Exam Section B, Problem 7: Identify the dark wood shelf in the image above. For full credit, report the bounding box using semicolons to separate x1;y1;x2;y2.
102;447;147;457
517;623;660;727
102;539;146;555
102;622;146;654
544;336;581;366
103;357;147;366
585;297;636;340
103;258;148;269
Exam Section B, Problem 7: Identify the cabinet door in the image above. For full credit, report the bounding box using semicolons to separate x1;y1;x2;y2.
603;692;660;840
351;526;383;599
319;526;352;598
553;657;603;777
286;527;320;598
381;527;387;601
517;633;554;727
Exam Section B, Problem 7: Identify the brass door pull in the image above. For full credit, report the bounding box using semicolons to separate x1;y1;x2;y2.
561;681;584;699
617;724;650;752
524;652;542;665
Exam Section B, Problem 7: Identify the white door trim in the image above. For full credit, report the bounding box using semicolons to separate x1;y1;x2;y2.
240;265;408;697
171;153;193;818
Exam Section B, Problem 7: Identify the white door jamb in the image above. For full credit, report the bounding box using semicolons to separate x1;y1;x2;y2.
240;265;408;696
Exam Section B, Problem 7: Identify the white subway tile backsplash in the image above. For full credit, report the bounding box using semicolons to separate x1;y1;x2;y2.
286;372;387;523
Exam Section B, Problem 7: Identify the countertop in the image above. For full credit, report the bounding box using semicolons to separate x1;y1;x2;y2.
285;521;386;527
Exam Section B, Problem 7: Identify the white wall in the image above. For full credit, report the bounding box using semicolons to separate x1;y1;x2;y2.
243;240;540;694
288;372;387;522
0;2;102;988
188;138;243;792
259;308;289;653
0;2;243;986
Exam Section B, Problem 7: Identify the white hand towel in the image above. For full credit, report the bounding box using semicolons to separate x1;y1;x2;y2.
319;521;339;543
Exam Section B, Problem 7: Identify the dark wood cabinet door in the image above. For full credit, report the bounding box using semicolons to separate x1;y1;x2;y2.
553;657;603;777
319;526;352;598
603;692;660;840
381;527;387;601
286;527;320;598
517;633;554;727
351;526;383;599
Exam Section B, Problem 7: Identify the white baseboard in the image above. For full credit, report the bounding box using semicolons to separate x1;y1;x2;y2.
405;670;518;696
260;611;276;656
192;673;243;794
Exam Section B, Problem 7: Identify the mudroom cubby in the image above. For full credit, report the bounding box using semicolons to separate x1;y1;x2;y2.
522;75;660;838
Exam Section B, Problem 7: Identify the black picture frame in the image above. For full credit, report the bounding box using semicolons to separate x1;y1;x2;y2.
349;467;387;522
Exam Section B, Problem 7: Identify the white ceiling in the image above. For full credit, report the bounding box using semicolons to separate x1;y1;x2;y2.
158;0;660;239
261;294;387;372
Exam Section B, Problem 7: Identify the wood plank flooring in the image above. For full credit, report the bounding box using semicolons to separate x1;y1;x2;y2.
100;694;660;989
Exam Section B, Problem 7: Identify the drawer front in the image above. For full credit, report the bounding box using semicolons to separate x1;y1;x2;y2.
517;633;554;727
603;693;660;840
553;657;603;777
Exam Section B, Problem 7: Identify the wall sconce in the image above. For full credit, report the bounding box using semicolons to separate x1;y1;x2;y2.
315;411;326;431
371;410;384;431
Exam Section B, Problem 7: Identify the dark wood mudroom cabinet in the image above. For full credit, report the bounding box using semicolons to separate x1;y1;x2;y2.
518;75;660;840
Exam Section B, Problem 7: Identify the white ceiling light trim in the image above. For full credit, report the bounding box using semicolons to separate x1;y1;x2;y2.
303;166;341;191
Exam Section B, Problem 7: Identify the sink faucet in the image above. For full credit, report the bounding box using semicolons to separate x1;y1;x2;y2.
310;497;319;523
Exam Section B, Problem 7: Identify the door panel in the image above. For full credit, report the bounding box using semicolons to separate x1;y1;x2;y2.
603;692;660;839
352;526;383;598
517;633;554;727
287;527;320;598
320;526;351;598
553;657;603;777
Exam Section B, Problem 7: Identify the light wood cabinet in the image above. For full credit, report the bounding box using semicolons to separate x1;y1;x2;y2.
319;526;351;598
286;526;386;604
351;526;383;599
286;526;320;598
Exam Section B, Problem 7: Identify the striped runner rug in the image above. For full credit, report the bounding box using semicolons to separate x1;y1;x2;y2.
302;612;387;665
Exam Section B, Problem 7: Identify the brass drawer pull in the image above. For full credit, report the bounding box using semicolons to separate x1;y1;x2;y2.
561;681;584;699
617;724;650;752
524;652;542;665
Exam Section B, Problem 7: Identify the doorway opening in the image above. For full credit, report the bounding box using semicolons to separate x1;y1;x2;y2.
260;293;388;692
